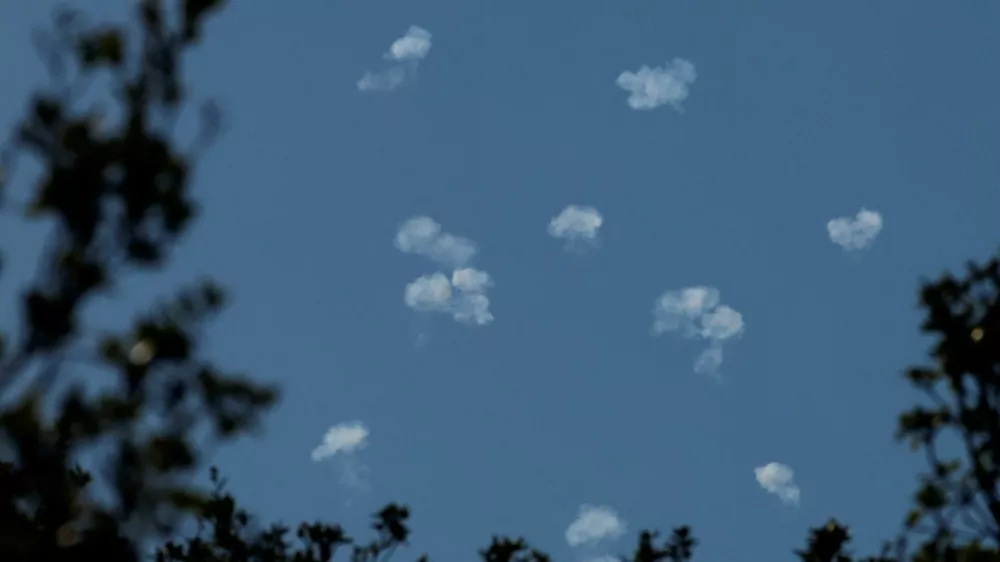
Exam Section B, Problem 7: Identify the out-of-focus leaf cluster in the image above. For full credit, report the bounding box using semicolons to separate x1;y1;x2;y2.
892;255;1000;561
0;2;276;561
154;467;423;562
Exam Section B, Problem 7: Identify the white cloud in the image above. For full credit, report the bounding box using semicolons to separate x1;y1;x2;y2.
312;422;373;493
755;462;801;507
396;216;478;267
548;205;604;248
652;286;720;336
451;292;494;326
340;460;372;491
693;347;723;377
699;305;744;341
827;208;883;251
452;268;493;293
311;422;370;462
357;67;408;92
652;286;744;377
405;273;453;310
397;217;495;327
385;26;432;61
566;505;627;548
616;59;696;111
403;272;493;326
402;272;494;326
395;216;442;253
358;26;432;92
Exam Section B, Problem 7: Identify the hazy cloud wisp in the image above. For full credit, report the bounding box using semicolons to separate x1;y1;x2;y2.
357;67;408;92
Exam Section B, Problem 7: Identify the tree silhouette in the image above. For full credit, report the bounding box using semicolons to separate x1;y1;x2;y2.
0;2;997;562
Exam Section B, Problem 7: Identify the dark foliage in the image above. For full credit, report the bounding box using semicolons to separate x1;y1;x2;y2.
0;2;997;561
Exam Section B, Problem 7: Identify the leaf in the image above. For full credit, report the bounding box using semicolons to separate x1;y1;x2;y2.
140;0;164;32
916;482;946;510
78;29;125;67
127;237;161;264
33;97;61;127
200;280;225;310
99;336;126;363
904;508;924;529
182;0;225;42
95;31;124;63
148;435;195;471
905;367;942;389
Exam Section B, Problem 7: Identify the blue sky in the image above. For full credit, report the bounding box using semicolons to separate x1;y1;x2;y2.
2;1;999;561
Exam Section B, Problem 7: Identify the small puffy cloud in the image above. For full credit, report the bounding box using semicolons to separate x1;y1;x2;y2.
451;292;493;326
395;216;441;252
548;205;604;250
403;270;494;326
653;287;744;342
616;59;696;112
404;272;493;325
652;286;744;377
827;208;883;251
700;305;745;341
452;268;493;293
311;422;369;462
652;286;720;335
312;422;372;493
405;273;452;310
358;26;432;92
755;462;801;507
396;216;478;267
385;26;432;61
566;505;627;548
397;217;494;327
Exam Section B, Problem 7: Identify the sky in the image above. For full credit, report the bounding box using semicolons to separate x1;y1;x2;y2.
1;1;999;561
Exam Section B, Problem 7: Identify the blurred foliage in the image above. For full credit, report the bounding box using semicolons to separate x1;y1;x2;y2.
0;1;998;561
